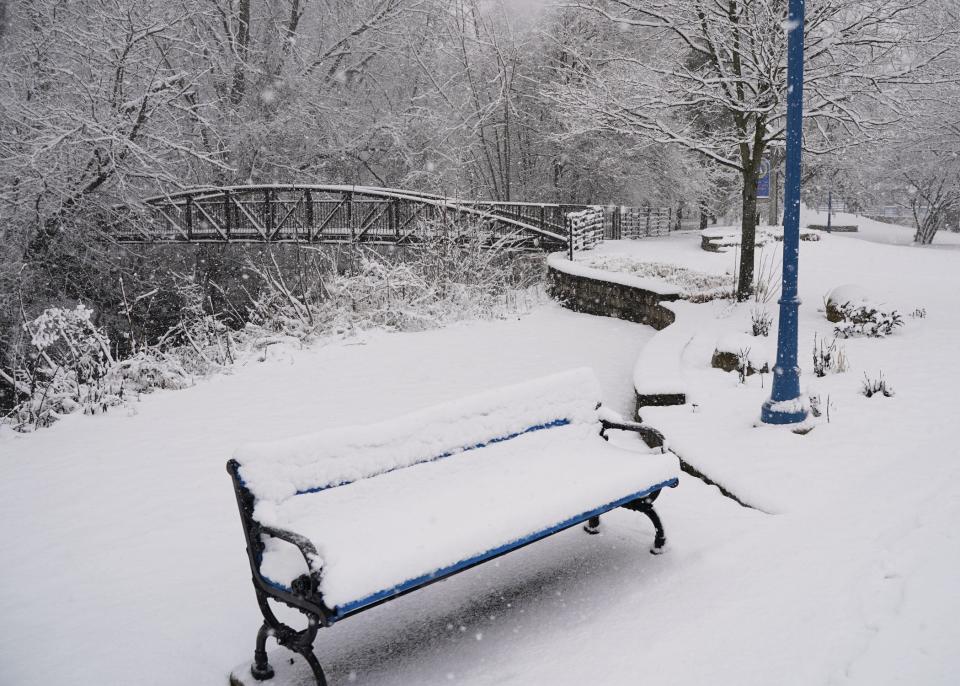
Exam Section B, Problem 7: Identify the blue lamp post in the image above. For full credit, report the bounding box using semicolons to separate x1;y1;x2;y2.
761;0;807;424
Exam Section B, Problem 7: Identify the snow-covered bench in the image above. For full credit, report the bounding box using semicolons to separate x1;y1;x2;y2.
226;368;679;685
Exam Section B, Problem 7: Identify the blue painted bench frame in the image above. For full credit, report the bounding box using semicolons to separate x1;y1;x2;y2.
227;418;677;685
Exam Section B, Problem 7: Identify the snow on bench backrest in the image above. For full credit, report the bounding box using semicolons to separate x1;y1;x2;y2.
234;367;602;505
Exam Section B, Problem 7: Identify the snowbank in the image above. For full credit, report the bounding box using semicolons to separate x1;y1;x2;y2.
633;301;692;401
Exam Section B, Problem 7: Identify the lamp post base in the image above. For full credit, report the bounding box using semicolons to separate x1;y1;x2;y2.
760;397;808;424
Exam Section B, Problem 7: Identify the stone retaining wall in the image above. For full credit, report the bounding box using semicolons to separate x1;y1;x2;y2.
546;263;679;331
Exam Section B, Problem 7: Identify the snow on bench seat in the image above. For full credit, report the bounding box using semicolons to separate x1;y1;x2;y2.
232;368;679;614
260;424;677;612
234;368;603;504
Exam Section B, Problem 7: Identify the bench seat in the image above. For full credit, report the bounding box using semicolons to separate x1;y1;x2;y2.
257;422;678;614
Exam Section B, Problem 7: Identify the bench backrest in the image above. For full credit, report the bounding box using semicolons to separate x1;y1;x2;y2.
233;367;602;505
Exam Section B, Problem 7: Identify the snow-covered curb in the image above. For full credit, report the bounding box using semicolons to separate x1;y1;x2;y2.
632;300;693;410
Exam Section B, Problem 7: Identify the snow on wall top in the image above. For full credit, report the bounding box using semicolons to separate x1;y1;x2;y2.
234;367;603;503
547;253;683;296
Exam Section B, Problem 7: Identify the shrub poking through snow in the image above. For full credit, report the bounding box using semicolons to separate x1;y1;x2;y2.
736;348;752;384
861;372;894;398
808;394;833;421
833;302;903;339
825;284;903;338
711;334;770;379
909;307;927;319
752;245;781;304
812;334;849;377
751;308;773;337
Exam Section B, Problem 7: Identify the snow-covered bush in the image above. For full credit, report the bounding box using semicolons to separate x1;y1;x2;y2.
812;334;849;377
115;350;192;396
833;302;903;339
245;231;545;340
825;285;903;338
1;278;229;430
2;304;121;429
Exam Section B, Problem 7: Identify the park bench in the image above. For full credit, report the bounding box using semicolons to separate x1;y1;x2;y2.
227;367;679;685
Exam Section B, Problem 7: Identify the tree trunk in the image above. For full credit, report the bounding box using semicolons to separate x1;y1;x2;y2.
914;214;940;244
502;95;511;201
737;170;759;300
231;0;251;105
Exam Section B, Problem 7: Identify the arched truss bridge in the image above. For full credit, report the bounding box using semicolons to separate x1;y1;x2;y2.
112;185;595;251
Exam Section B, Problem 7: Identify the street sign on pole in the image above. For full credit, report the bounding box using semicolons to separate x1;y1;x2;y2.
761;0;807;425
757;158;771;200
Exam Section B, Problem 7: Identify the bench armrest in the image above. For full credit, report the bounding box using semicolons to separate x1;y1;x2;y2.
259;524;324;595
600;418;666;451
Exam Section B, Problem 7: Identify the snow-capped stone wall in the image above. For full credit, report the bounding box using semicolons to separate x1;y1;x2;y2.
546;255;680;331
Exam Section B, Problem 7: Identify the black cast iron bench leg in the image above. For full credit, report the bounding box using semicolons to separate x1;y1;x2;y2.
250;624;329;686
249;593;329;686
296;645;329;686
624;498;667;554
251;622;275;680
585;498;667;553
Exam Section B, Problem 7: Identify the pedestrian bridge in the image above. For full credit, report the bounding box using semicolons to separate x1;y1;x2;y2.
112;185;594;251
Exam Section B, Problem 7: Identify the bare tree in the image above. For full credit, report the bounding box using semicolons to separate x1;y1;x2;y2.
556;0;954;298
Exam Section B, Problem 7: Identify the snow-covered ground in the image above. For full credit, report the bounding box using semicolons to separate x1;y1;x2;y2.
584;215;960;684
1;306;666;686
3;214;959;686
803;207;960;249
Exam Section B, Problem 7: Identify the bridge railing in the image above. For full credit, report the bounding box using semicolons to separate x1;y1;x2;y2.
457;201;591;236
607;205;697;239
565;207;605;259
